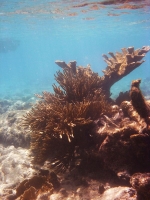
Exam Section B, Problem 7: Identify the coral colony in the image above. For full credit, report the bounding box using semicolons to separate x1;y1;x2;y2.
5;46;150;199
24;46;150;166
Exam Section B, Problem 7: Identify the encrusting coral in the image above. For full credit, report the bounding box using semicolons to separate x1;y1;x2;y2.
24;46;150;172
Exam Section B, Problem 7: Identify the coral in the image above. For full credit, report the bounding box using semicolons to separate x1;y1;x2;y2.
24;46;150;172
130;173;150;200
101;46;150;98
130;79;150;121
54;60;104;102
15;171;55;200
97;111;150;175
24;63;111;168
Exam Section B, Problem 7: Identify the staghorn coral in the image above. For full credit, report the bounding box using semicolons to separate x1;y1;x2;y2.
54;60;103;102
24;64;110;168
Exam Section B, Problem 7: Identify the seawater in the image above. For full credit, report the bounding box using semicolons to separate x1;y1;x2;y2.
0;0;150;99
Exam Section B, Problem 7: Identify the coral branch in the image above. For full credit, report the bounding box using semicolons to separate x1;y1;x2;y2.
101;46;150;97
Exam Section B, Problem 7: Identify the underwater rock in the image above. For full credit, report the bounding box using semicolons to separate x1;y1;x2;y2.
55;46;150;100
99;186;137;200
0;145;35;198
130;173;150;200
0;99;12;114
14;173;54;200
0;110;30;147
97;95;150;175
13;100;31;110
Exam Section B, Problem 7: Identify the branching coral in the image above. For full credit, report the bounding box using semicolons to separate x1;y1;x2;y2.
24;63;110;168
101;46;150;97
54;60;103;102
24;46;150;171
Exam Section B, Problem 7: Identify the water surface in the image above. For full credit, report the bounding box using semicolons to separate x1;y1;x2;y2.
0;0;150;98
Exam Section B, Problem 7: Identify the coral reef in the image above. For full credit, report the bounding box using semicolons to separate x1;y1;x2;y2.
24;46;150;173
0;46;150;200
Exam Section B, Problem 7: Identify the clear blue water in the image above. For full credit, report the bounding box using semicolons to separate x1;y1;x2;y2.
0;0;150;99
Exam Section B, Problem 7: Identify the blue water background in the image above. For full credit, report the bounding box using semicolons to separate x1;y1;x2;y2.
0;0;150;99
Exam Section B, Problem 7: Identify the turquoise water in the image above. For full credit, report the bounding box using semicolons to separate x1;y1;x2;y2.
0;0;150;98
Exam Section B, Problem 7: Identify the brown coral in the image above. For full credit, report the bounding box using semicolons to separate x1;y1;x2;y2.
101;46;150;98
130;79;150;120
14;171;56;200
24;63;110;168
54;60;103;102
24;46;150;171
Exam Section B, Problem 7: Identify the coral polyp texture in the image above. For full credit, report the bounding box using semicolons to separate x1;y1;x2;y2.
24;46;150;171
